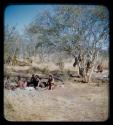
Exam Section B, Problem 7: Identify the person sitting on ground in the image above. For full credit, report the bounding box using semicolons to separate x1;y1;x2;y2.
22;78;28;89
47;74;55;90
16;76;21;87
16;76;26;89
4;76;17;90
27;74;36;87
34;75;40;89
4;76;11;89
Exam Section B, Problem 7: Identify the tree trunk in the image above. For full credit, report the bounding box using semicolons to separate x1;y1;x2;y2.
87;66;94;83
87;51;99;83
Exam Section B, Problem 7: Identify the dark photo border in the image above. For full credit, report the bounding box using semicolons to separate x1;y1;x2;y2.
0;0;112;125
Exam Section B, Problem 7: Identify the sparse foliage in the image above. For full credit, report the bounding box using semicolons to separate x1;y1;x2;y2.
4;5;109;82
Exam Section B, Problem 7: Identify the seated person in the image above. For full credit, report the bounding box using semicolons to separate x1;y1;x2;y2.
4;76;17;90
27;74;36;87
22;78;28;89
47;74;55;90
4;76;11;89
16;76;27;89
34;75;40;89
27;74;41;89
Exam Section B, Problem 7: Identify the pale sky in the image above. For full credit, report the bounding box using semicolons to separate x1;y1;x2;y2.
4;5;54;34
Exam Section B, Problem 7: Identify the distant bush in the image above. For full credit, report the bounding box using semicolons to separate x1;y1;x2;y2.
41;67;49;74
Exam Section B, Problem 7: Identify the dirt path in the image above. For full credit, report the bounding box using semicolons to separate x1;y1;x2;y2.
4;82;109;121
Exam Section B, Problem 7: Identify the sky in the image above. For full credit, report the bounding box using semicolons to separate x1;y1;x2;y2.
4;5;109;50
4;5;54;34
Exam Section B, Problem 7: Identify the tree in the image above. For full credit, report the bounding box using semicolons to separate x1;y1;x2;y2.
25;5;109;82
4;25;24;65
4;25;17;64
52;5;109;82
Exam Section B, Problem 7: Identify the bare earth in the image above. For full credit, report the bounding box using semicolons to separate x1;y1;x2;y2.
4;81;109;121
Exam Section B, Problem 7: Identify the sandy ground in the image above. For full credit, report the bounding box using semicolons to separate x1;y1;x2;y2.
4;81;109;121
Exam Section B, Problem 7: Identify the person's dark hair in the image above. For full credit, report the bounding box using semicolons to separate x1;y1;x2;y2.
6;75;10;79
32;74;35;77
35;75;39;78
49;74;53;79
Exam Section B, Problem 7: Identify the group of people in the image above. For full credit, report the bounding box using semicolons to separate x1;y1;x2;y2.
4;74;55;91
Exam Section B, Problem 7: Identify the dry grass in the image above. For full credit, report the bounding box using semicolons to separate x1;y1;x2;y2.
4;59;109;121
4;82;109;121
